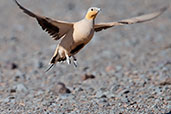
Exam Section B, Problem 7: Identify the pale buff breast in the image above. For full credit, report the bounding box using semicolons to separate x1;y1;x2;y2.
73;19;94;44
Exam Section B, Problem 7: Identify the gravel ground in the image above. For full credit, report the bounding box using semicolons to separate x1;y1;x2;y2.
0;0;171;113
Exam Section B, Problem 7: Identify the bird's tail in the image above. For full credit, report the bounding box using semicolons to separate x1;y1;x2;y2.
45;63;55;72
50;48;60;64
45;55;59;73
45;54;59;72
45;48;59;72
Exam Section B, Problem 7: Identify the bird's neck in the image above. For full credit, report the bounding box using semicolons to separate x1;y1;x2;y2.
85;12;97;20
83;18;95;27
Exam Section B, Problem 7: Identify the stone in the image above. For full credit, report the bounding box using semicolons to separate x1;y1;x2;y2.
82;74;95;81
51;82;71;95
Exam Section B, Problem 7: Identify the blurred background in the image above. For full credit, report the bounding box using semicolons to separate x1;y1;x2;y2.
0;0;170;113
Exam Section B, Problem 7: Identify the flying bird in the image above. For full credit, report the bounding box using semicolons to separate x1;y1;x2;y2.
14;0;167;71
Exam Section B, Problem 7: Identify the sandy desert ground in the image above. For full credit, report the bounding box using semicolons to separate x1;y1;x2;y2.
0;0;171;113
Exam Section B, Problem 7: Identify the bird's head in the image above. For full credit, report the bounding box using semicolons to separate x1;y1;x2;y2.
85;7;101;20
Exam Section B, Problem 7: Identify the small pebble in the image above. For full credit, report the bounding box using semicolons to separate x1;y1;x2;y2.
10;89;16;93
10;62;18;70
105;65;115;72
82;74;95;81
123;90;130;94
51;82;71;95
95;90;106;98
15;84;28;92
159;78;171;86
14;71;26;81
10;36;18;41
37;61;44;69
82;66;89;71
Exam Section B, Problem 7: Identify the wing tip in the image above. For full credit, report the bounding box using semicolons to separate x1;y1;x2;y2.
14;0;23;9
153;5;169;19
160;5;169;13
14;0;37;18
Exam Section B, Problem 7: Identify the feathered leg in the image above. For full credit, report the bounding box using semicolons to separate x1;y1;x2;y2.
65;53;71;64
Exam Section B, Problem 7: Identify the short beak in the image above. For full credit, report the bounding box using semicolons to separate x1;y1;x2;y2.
98;8;101;12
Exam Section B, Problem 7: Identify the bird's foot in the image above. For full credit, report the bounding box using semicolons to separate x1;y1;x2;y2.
73;60;78;67
72;56;78;67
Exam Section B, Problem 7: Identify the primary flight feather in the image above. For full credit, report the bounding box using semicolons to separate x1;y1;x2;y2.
14;0;167;71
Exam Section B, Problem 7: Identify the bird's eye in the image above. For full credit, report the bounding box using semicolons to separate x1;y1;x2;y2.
91;8;93;11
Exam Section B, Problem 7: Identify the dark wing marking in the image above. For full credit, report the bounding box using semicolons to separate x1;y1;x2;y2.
70;43;85;54
14;0;73;40
94;6;168;32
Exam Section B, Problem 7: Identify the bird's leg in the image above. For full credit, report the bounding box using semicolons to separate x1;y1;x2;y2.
65;53;71;64
72;56;78;67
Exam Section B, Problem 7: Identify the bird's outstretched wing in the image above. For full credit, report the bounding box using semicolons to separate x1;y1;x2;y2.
94;6;168;32
14;0;73;40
